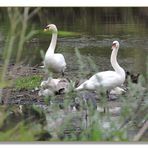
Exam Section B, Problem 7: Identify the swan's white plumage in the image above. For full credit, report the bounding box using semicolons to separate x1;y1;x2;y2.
43;24;66;74
77;71;123;90
38;88;54;97
110;87;126;95
39;77;70;96
40;77;60;89
76;41;125;91
44;53;66;73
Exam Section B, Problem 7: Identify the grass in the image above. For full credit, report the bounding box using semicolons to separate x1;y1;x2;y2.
36;30;81;39
15;75;43;90
58;31;81;37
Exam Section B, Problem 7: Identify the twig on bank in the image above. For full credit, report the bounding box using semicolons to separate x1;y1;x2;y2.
119;96;144;130
133;121;148;141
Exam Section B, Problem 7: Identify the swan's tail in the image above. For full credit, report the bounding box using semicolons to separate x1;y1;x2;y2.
39;65;45;68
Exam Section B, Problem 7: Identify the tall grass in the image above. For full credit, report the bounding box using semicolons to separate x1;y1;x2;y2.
0;8;39;101
0;8;45;140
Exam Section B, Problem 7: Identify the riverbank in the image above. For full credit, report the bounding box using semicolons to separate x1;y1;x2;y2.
0;64;147;141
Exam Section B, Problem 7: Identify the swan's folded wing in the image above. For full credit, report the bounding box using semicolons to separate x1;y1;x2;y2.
90;71;122;89
44;53;66;73
54;54;66;66
89;71;117;81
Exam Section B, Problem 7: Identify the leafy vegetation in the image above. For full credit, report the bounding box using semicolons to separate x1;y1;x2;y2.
15;75;42;90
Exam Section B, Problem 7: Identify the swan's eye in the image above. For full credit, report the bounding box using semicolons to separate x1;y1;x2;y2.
45;26;49;29
112;43;116;46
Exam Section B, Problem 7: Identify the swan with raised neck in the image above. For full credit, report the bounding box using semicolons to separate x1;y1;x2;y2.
111;41;125;80
76;40;125;91
44;24;57;55
43;24;66;75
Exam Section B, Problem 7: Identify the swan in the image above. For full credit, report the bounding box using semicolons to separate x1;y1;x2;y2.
43;24;66;76
76;41;126;92
38;88;54;97
109;71;140;95
110;86;126;95
39;77;70;96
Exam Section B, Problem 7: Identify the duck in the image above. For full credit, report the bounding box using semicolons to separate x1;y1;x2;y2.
43;24;66;76
125;71;140;84
76;41;126;93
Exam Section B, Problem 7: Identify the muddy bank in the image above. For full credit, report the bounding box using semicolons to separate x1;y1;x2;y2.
1;64;43;104
1;63;143;113
0;64;147;141
1;64;121;107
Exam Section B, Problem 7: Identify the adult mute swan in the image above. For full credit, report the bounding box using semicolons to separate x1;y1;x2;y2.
76;41;126;92
43;24;66;76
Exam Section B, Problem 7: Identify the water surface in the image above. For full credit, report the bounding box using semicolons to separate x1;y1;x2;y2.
0;8;148;78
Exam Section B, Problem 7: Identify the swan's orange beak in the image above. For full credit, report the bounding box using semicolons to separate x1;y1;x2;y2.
44;25;49;32
44;28;47;32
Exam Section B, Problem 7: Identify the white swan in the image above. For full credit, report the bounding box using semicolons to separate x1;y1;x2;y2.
38;88;54;97
39;77;69;96
43;24;66;75
40;77;60;90
110;86;126;95
76;41;125;92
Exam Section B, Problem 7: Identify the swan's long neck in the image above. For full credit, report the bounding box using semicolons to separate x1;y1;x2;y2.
46;31;57;55
111;47;125;79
